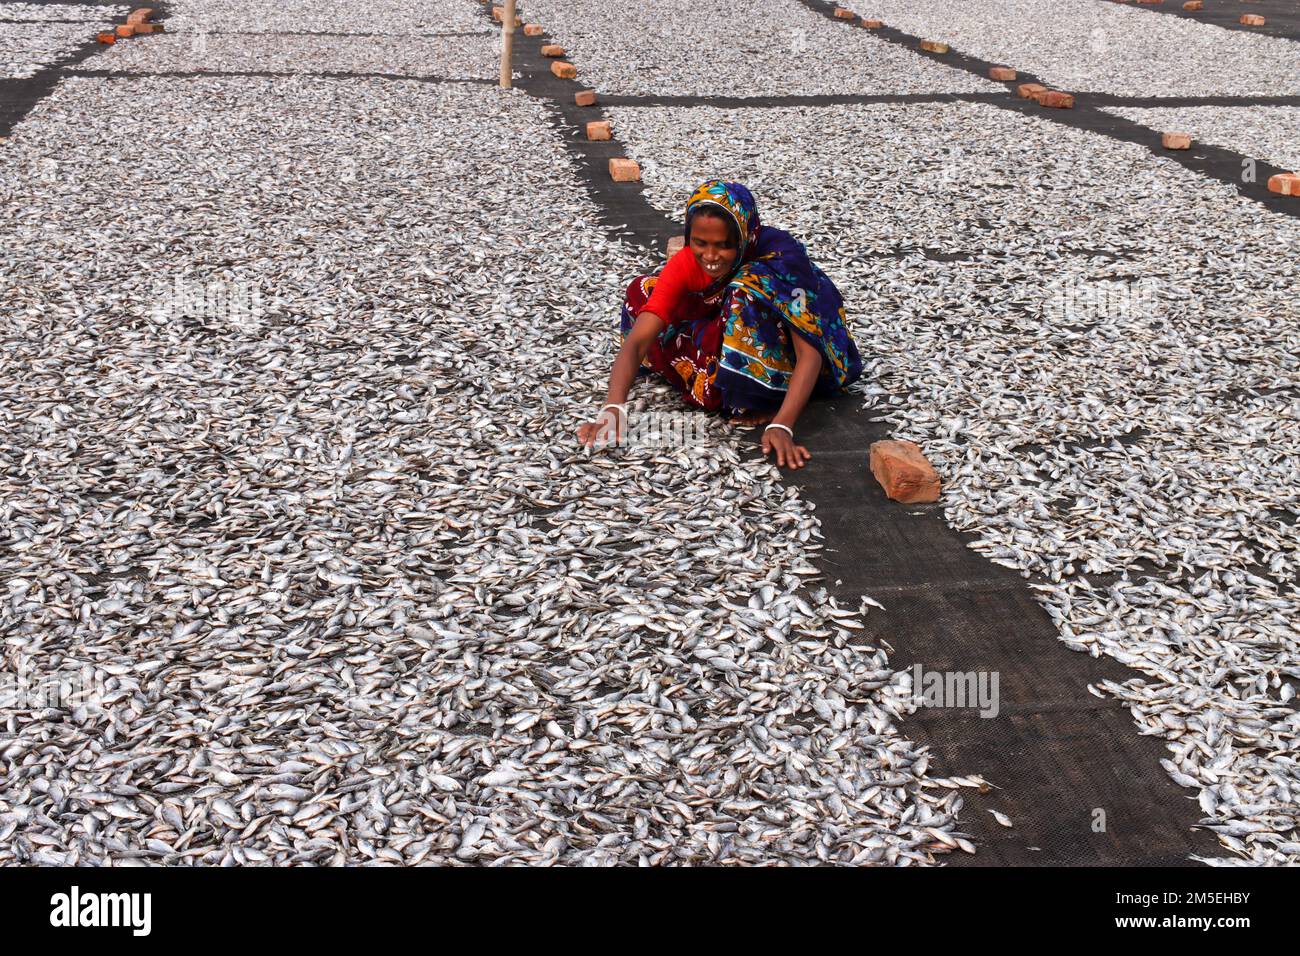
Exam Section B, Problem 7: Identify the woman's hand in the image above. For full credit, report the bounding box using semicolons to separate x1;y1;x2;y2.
577;408;624;449
578;311;663;450
762;426;811;469
760;332;820;469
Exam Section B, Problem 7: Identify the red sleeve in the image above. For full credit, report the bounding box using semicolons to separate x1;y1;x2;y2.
642;247;703;323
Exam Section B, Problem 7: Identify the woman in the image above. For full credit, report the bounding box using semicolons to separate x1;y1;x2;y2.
577;180;862;469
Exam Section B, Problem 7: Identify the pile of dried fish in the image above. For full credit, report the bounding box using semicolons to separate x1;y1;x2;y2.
0;74;974;865
843;0;1300;97
0;21;101;79
11;0;1290;868
517;0;997;97
74;32;502;78
0;3;126;23
157;0;489;36
612;98;1299;865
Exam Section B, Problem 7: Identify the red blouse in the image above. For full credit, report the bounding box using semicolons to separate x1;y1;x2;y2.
641;246;714;323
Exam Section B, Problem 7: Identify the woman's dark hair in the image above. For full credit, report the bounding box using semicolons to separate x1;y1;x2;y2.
687;206;740;248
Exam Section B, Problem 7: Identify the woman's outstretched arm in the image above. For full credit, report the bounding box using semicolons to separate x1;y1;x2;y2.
577;310;665;448
762;332;822;469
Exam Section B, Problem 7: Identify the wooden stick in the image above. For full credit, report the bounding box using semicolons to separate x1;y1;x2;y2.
499;0;517;88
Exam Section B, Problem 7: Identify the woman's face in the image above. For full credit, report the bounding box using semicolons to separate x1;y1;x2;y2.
689;214;737;280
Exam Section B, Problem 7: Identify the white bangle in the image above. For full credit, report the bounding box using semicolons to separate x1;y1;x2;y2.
764;423;794;438
601;403;628;416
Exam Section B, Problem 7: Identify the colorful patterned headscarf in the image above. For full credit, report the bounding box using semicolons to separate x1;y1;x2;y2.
684;180;761;296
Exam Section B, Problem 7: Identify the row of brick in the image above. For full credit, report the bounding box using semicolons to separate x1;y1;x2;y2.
1128;0;1268;21
1155;132;1299;197
1144;0;1269;24
502;5;1295;196
821;10;1296;195
487;9;632;178
1128;0;1268;22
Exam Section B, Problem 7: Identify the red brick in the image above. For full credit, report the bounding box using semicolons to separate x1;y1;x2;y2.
115;24;135;37
96;31;116;44
920;39;949;53
550;61;577;79
1017;83;1045;99
134;22;161;34
574;90;597;107
1037;90;1074;108
989;66;1017;81
541;44;565;57
1161;131;1192;149
869;440;941;504
128;7;153;21
833;7;854;18
609;158;640;183
1183;0;1203;9
861;18;884;28
586;120;611;141
666;236;685;257
523;24;543;36
1268;173;1300;196
1240;14;1265;25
